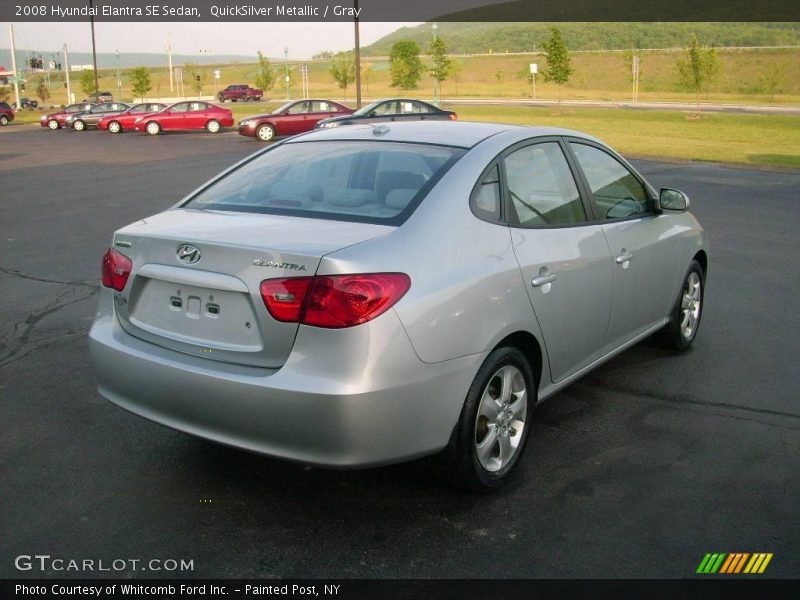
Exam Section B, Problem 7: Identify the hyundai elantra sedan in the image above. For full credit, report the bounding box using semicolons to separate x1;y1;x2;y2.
89;121;707;489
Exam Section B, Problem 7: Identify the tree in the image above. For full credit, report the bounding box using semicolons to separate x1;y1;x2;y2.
429;37;452;90
35;78;50;104
183;62;204;95
79;69;96;98
390;41;423;90
758;62;787;101
329;52;356;100
254;51;275;92
675;35;721;111
449;60;464;97
494;70;505;96
0;86;10;103
360;61;375;95
542;27;573;109
129;66;152;101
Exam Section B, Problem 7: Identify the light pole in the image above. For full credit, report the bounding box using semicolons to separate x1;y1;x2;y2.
432;23;440;106
63;43;72;103
89;0;99;97
115;50;121;99
284;46;290;101
353;0;361;108
8;24;21;109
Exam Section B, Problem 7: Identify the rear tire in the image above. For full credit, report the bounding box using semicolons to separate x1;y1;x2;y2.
73;119;86;131
256;123;275;142
206;119;221;133
440;347;536;491
656;260;705;351
108;120;122;134
48;119;59;130
145;121;161;136
0;115;8;126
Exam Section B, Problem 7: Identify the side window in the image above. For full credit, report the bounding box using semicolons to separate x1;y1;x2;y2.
373;102;397;116
471;165;502;222
310;101;331;112
170;103;189;113
570;143;650;220
503;142;587;227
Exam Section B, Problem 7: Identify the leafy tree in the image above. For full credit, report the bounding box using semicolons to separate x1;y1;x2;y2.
542;27;572;108
449;60;464;97
0;86;10;103
360;61;375;95
35;78;50;104
329;52;356;100
429;37;452;86
79;69;96;98
758;62;787;101
254;51;275;91
390;41;423;89
493;70;505;96
312;50;334;60
675;35;721;110
129;66;152;101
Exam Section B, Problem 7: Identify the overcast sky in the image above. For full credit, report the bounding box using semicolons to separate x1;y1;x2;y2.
1;22;419;59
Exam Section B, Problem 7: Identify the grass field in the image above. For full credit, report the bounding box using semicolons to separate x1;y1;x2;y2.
7;101;799;170
8;47;800;108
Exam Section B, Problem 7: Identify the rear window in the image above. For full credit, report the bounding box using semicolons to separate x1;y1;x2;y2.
184;141;465;225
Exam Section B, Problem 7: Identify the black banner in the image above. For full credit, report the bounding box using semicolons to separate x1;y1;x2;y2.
3;579;800;600
4;0;800;22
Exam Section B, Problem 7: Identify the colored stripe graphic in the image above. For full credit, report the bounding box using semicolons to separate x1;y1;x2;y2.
698;552;773;574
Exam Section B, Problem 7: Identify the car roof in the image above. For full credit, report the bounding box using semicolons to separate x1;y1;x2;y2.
296;121;601;149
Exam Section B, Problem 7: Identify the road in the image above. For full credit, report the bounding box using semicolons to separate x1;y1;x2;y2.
1;127;798;579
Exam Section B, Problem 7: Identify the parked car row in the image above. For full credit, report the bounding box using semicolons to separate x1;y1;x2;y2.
35;97;458;138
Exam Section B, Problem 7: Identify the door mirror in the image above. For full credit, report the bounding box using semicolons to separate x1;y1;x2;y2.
658;188;690;212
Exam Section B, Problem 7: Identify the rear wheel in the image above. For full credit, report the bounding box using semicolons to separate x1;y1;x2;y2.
145;121;161;136
440;347;536;491
108;120;122;134
48;119;59;130
206;119;221;133
656;260;705;351
256;123;275;142
0;115;8;126
73;119;86;131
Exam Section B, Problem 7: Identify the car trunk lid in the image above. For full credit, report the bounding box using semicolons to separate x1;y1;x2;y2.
112;208;392;367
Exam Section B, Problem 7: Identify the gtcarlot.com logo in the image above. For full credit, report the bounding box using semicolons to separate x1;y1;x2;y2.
696;552;773;574
15;554;194;573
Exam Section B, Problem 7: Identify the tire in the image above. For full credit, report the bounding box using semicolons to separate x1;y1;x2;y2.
439;346;536;491
206;119;221;133
656;260;705;351
256;123;275;142
108;120;122;134
73;120;86;131
217;95;225;103
145;121;161;136
0;115;8;126
48;119;59;130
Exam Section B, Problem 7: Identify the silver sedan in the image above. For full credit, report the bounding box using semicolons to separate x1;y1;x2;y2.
89;121;707;489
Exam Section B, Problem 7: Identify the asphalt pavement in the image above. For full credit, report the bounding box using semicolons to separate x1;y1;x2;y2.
1;126;798;579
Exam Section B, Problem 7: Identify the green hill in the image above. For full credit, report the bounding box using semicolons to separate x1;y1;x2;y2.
362;23;800;56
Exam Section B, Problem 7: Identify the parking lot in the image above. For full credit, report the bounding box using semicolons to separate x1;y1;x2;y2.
1;125;798;578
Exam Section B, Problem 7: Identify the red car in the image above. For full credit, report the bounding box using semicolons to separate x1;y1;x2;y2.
237;99;353;142
133;101;234;135
97;102;167;133
0;101;14;126
40;102;93;130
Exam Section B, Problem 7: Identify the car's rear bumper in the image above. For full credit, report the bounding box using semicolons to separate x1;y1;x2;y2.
89;290;482;468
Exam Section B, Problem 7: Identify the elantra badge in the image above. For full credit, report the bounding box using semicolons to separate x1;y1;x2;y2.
177;244;201;264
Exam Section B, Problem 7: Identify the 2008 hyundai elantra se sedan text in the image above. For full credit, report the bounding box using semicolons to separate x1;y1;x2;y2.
89;121;707;489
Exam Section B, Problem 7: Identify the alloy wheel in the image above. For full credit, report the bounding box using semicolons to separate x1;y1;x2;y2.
474;365;527;472
680;271;702;339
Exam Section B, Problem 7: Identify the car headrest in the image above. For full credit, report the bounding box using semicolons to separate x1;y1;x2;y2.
384;189;418;211
376;170;426;203
325;189;378;207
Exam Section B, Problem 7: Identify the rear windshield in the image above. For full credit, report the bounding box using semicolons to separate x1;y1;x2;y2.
184;140;465;225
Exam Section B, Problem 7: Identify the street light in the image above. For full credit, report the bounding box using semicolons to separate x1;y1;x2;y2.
284;46;290;101
115;50;121;99
432;23;440;106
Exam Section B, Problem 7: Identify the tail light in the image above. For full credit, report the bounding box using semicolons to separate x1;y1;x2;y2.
260;273;410;328
101;248;132;291
449;113;459;120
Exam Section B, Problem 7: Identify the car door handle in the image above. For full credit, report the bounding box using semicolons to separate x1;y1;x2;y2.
531;273;557;287
615;251;634;264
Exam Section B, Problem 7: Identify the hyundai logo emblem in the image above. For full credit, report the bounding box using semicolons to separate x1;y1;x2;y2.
177;244;201;264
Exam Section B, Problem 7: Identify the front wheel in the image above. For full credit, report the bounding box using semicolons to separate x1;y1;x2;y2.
73;120;86;131
440;347;536;491
0;115;8;126
256;123;275;142
48;119;59;130
656;260;705;351
108;120;122;134
145;121;161;136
